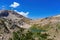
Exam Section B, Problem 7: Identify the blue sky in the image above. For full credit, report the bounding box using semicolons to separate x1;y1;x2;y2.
0;0;60;19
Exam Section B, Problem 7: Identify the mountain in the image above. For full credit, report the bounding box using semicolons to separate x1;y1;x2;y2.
0;10;31;40
0;10;60;40
30;15;60;40
0;10;31;22
31;15;60;25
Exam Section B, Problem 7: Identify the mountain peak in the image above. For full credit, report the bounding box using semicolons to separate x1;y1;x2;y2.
0;10;26;21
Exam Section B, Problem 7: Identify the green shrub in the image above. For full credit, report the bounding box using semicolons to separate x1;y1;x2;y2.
13;32;20;40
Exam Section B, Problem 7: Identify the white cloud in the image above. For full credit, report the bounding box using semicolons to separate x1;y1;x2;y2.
10;2;20;8
14;10;29;17
53;15;60;17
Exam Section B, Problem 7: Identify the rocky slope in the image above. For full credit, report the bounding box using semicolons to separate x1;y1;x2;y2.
0;10;60;40
30;15;60;40
0;10;31;40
